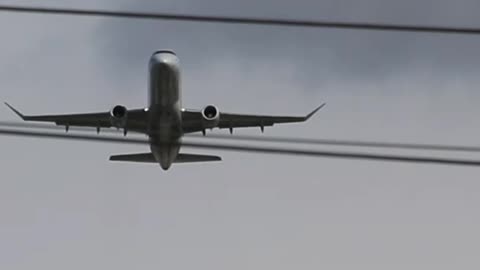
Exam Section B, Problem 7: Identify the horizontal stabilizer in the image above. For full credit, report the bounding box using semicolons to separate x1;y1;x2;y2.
109;152;156;162
175;153;222;163
109;152;221;163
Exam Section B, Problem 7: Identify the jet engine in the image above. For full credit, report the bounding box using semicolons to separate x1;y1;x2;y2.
201;105;220;128
110;105;128;128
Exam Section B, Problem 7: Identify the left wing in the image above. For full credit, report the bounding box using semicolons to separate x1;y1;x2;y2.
182;104;325;133
4;103;149;133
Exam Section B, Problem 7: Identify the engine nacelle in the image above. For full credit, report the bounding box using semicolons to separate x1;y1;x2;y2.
110;105;128;128
201;105;220;128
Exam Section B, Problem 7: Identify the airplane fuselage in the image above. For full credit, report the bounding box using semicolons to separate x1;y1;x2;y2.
148;50;182;170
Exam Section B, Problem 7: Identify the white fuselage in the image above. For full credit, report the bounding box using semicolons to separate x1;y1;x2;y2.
148;51;182;170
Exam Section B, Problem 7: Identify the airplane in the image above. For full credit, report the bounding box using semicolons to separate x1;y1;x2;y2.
5;50;324;170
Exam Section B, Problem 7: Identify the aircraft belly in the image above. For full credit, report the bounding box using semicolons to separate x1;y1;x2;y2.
148;103;183;170
147;51;183;170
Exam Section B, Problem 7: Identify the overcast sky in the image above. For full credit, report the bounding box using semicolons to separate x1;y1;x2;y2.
1;0;480;269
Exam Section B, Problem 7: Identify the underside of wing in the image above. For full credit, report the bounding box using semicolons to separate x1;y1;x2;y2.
182;104;325;133
5;102;149;134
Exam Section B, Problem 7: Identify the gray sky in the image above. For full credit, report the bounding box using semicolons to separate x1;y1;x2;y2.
1;0;480;269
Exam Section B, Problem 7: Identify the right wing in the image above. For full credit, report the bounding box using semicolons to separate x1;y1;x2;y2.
182;104;325;133
4;103;149;133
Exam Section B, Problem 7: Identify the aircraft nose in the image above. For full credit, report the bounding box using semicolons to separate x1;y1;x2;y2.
150;50;179;67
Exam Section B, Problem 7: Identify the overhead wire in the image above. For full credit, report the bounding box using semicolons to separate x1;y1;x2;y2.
1;121;480;153
1;5;479;166
0;4;480;35
0;127;479;167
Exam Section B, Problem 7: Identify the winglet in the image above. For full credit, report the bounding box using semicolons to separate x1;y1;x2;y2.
4;102;26;120
305;103;326;120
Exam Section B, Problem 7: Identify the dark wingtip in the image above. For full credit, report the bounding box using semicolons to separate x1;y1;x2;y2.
4;102;25;120
305;103;326;120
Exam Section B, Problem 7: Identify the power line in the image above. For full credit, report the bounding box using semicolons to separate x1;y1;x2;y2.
188;133;480;153
0;4;480;35
0;127;480;167
1;121;480;153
